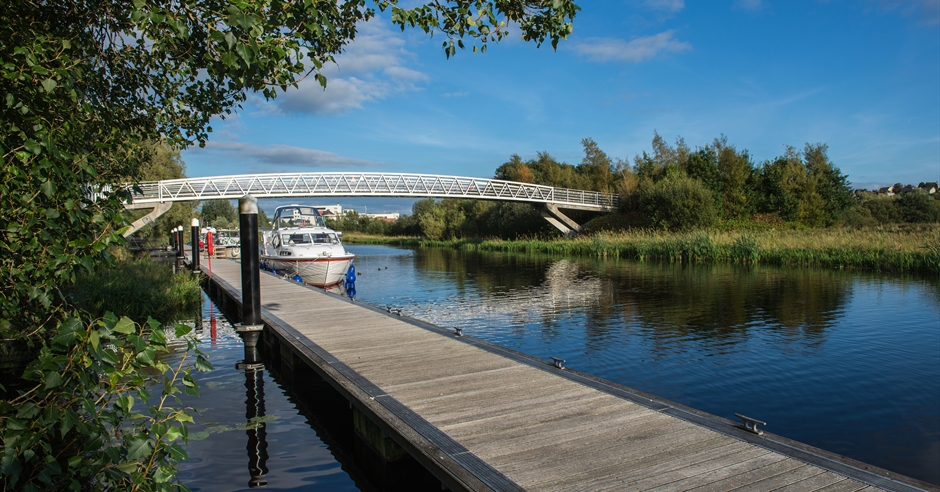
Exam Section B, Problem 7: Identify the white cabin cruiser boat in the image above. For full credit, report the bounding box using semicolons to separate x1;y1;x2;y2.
261;205;354;287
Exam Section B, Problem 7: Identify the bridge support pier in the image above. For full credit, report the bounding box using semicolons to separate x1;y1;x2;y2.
540;204;582;237
123;202;172;237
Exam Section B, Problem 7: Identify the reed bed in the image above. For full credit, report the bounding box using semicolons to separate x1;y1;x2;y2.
344;227;940;275
72;257;203;323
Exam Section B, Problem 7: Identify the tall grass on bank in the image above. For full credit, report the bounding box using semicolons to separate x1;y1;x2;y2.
345;227;940;275
72;256;202;323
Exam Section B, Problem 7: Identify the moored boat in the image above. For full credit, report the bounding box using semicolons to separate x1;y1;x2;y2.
261;205;354;287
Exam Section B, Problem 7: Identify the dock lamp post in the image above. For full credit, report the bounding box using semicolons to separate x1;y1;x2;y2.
190;218;200;271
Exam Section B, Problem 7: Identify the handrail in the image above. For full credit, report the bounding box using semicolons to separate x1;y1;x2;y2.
127;173;619;211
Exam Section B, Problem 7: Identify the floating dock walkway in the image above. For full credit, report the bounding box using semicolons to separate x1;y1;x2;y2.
200;258;933;492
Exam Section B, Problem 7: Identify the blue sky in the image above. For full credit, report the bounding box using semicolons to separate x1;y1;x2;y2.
183;0;940;214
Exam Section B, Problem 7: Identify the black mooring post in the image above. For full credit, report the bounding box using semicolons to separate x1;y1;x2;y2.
191;218;200;271
236;195;263;364
176;226;184;258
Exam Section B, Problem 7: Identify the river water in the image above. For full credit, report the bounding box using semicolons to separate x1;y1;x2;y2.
179;245;940;488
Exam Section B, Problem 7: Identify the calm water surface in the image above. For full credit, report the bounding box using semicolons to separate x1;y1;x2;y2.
345;245;940;486
174;309;362;491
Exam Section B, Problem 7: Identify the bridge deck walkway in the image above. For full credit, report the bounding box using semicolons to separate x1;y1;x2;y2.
201;257;922;492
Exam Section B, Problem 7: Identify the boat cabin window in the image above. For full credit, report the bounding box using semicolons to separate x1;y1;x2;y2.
272;234;281;248
283;233;314;245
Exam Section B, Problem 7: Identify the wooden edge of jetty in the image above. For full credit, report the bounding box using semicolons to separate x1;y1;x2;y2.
197;257;939;492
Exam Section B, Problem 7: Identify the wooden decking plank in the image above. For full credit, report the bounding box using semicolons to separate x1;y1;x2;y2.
601;444;769;491
461;411;669;466
808;477;872;492
521;438;748;491
724;462;826;491
495;420;743;480
646;450;791;491
348;350;520;386
773;471;858;491
408;381;600;421
439;393;625;438
535;432;731;491
684;454;808;491
382;365;536;396
469;404;664;460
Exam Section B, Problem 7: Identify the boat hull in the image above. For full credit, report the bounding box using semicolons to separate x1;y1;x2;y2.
262;255;353;287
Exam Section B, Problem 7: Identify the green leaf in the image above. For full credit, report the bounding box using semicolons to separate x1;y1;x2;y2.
1;454;22;486
126;437;153;460
23;139;41;154
116;395;134;414
164;426;182;441
174;323;192;338
194;355;213;372
113;317;135;335
114;462;137;474
16;402;39;419
136;347;155;366
175;410;194;423
41;78;57;93
154;466;174;483
44;372;64;389
40;180;56;197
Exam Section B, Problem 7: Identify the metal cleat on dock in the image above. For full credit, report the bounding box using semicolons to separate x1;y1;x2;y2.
386;306;402;316
550;356;566;369
734;413;766;435
454;327;463;337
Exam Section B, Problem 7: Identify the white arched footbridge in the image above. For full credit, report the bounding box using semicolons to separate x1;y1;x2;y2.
124;172;620;236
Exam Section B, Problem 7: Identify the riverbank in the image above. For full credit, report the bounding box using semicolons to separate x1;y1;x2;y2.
344;225;940;275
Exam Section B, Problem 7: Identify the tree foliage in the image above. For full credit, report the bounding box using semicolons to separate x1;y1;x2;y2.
639;174;717;231
1;0;581;489
200;200;238;229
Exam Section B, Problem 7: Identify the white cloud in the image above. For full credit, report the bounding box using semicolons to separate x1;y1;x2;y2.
733;0;766;12
574;31;692;63
201;141;384;170
870;0;940;25
643;0;685;12
441;92;469;98
257;20;428;115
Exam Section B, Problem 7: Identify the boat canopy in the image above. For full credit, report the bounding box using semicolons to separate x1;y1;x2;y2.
272;205;327;229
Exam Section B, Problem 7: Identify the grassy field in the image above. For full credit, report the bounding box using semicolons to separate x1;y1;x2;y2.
344;225;940;275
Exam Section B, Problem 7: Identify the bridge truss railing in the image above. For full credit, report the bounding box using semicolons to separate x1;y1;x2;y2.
129;173;619;211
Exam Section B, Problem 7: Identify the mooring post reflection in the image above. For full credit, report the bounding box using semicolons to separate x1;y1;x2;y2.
239;361;269;488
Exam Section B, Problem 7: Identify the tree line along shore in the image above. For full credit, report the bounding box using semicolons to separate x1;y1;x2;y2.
317;134;939;275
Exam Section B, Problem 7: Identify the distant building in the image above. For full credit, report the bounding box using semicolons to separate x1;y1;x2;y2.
312;204;343;216
364;212;400;222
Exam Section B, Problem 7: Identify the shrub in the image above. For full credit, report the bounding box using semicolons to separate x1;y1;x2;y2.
640;175;717;230
898;192;940;223
862;196;903;223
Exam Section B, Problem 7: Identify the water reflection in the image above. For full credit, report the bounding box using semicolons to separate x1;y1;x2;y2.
242;367;269;488
406;248;851;353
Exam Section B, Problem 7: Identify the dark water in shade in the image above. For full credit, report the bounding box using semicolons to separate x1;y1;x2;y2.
344;245;940;487
171;312;362;492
